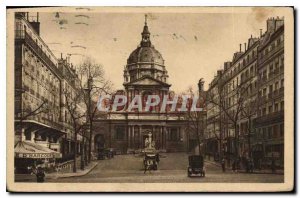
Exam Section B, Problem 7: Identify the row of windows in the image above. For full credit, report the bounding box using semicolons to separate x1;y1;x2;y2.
259;78;284;97
259;56;284;81
223;64;257;95
258;100;284;116
114;126;181;142
23;50;60;90
23;75;59;108
262;34;284;57
16;20;58;66
257;123;284;140
223;46;258;82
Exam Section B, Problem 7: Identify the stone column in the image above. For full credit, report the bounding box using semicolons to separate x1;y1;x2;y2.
78;142;81;155
139;126;142;149
162;126;165;150
154;126;157;143
129;126;132;149
68;140;71;154
161;126;164;150
127;125;130;149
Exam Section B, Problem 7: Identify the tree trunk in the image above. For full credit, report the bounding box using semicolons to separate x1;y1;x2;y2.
198;141;202;156
248;118;251;158
81;138;85;170
85;144;88;166
234;124;239;159
73;130;77;173
88;121;93;163
197;129;202;156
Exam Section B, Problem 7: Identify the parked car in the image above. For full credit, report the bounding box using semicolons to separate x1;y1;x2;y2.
97;148;114;160
187;155;205;177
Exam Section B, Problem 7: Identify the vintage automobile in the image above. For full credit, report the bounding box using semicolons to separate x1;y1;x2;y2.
97;148;114;160
187;155;205;177
143;153;159;173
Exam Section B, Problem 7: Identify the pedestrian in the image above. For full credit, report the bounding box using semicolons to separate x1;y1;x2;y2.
271;157;276;173
221;158;226;172
236;156;241;171
156;153;160;164
35;167;45;183
258;159;262;170
249;158;254;173
245;158;250;173
232;160;236;172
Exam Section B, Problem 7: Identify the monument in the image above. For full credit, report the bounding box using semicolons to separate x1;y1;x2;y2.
144;131;157;154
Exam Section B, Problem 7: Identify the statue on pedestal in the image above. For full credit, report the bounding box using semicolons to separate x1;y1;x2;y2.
144;131;156;149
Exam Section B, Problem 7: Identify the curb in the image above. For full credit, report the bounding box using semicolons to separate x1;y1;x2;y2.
204;160;231;171
204;160;284;175
47;162;98;179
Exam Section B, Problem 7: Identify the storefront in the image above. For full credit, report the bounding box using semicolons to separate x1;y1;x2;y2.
14;141;62;174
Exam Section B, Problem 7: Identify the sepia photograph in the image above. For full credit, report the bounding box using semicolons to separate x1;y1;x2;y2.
6;6;294;192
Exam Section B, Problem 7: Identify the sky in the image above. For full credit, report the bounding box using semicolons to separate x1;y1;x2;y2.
33;7;286;92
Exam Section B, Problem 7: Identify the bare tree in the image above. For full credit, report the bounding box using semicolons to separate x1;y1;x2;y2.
183;87;206;155
241;93;258;158
78;58;113;163
63;88;86;173
206;80;252;160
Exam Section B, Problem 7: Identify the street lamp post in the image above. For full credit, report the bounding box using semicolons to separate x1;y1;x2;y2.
84;76;93;163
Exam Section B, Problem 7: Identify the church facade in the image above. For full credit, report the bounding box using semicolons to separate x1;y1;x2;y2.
93;18;194;154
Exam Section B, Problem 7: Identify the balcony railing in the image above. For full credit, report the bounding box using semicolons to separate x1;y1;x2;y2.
258;42;284;65
256;110;284;125
42;117;63;131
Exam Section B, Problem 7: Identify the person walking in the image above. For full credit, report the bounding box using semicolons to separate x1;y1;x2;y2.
221;158;226;172
245;158;250;173
249;158;254;173
35;167;46;183
271;157;276;173
232;160;236;172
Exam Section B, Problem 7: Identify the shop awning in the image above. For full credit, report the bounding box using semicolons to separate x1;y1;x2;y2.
14;141;62;159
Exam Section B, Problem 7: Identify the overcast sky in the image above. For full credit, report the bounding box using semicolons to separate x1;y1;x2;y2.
35;7;285;92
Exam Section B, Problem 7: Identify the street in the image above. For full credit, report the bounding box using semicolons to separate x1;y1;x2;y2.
47;153;283;183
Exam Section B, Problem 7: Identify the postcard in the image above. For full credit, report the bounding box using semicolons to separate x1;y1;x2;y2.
6;6;294;192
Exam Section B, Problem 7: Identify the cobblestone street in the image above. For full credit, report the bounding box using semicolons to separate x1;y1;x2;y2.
46;153;283;183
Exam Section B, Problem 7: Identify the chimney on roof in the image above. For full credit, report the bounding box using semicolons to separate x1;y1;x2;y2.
244;43;247;51
251;34;252;38
260;29;262;38
61;53;63;59
239;44;242;52
29;12;41;35
217;70;223;76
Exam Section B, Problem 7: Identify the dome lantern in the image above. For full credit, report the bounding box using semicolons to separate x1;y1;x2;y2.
141;14;151;47
124;15;169;84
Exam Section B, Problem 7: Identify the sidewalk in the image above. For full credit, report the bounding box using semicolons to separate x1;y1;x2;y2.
47;161;98;179
205;159;284;175
15;161;98;182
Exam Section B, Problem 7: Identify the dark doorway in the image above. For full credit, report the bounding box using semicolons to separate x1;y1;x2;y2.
94;134;105;152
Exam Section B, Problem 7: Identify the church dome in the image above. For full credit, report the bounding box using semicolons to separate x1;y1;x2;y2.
127;46;164;65
123;16;169;84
